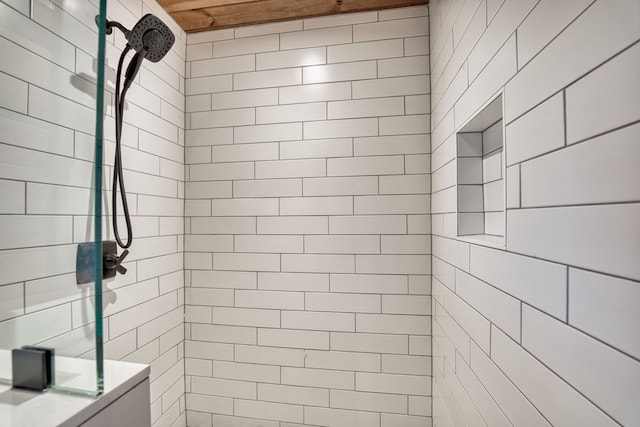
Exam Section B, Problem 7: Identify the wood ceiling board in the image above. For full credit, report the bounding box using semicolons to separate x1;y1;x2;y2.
164;0;428;33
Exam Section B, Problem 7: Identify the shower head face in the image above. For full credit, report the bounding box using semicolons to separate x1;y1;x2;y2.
127;14;175;63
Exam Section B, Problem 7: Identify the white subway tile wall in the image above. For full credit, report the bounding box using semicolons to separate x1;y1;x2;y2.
0;0;187;425
430;1;640;427
185;6;431;427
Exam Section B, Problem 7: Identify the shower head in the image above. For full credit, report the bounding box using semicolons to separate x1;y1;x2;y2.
127;14;175;63
102;13;175;63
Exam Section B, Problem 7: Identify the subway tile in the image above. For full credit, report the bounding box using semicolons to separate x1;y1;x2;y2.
191;270;257;290
236;290;304;310
517;0;593;68
257;46;326;70
209;88;278;112
306;292;380;313
190;324;256;345
235;399;303;424
280;197;352;216
305;235;380;255
330;274;408;295
191;377;255;400
214;34;279;57
235;123;302;143
381;414;431;427
566;42;640;143
0;72;27;113
356;372;430;396
354;17;429;42
408;215;431;235
304;407;379;427
328;155;404;176
258;383;328;407
505;0;640;122
235;344;305;367
257;216;327;235
356;313;430;335
329;39;403;63
235;19;302;38
331;389;406;414
331;331;408;354
212;307;279;328
382;295;430;315
356;255;430;275
109;292;178;338
505;92;564;165
213;252;280;271
303;176;377;196
303;61;377;84
235;235;303;253
256;158;326;179
329;97;404;120
406;94;431;115
456;269;520;341
211;198;278;216
405;35;429;56
522;305;640;426
0;282;23;322
186;75;232;96
467;0;537;81
507;204;640;282
281;26;352;50
186;43;213;61
185;181;231;199
569;268;640;359
469;342;550;426
234;178;301;198
381;235;430;255
408;396;432;417
186;127;233;147
281;310;354;332
304;349;380;372
282;367;354;390
186;288;234;307
257;102;326;124
186;394;232;416
521;123;640;207
355;134;429;156
329;215;406;235
258;272;329;292
188;29;234;45
190;54;255;77
258;328;329;350
379;174;430;195
0;304;71;350
213;142;279;163
211;360;280;383
379;56;430;78
492;325;618;427
304;118;378;139
191;217;256;235
0;108;74;157
353;76;430;99
190;162;254;181
382;354;431;376
28;86;94;135
234;68;302;90
0;216;72;250
279;82;351;104
470;244;567;319
190;108;254;129
304;11;377;30
355;195;430;215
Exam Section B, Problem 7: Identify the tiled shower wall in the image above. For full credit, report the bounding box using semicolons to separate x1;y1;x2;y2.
0;0;187;425
184;7;432;427
430;0;640;426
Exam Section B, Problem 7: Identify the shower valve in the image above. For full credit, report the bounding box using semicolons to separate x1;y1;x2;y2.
104;249;128;275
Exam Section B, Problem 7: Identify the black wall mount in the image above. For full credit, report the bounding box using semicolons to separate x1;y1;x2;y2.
76;241;128;285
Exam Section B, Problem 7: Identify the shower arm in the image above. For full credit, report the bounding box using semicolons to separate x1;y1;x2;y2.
95;15;132;39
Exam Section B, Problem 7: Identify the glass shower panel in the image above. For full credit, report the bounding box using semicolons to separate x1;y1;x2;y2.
0;0;107;396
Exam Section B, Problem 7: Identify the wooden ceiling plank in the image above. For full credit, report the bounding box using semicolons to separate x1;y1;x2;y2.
166;0;428;33
158;0;260;14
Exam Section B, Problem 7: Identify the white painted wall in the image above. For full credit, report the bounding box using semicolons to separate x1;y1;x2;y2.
0;0;187;425
429;0;640;426
183;6;432;427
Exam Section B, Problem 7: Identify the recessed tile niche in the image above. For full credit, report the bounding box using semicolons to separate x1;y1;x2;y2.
457;94;505;244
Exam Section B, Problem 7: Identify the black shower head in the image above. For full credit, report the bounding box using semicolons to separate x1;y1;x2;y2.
127;14;175;63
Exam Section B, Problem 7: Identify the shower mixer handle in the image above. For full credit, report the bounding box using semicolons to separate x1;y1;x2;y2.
104;249;128;275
